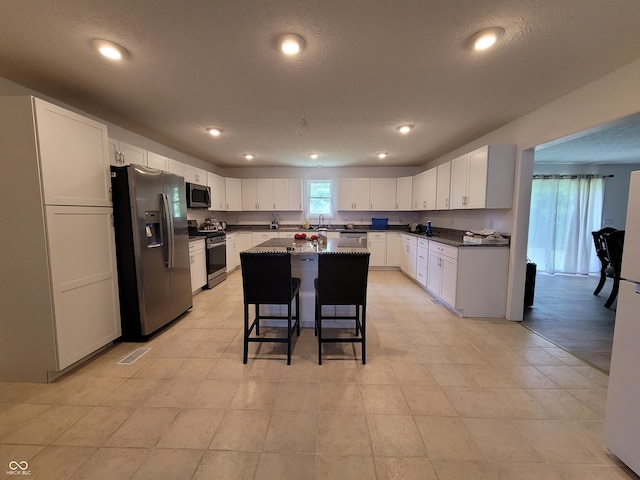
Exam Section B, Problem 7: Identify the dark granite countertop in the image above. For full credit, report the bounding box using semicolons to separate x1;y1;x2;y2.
245;237;366;254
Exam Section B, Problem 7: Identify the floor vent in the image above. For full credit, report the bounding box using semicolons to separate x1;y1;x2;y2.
117;347;151;365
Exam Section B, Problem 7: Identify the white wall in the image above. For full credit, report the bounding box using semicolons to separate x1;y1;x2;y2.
421;57;640;320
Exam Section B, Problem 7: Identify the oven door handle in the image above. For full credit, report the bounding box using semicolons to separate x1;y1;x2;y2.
207;241;226;249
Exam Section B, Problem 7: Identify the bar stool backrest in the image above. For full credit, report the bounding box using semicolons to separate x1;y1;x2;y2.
240;252;294;304
316;252;370;305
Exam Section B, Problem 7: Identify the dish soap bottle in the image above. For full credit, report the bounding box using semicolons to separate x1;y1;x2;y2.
426;221;433;237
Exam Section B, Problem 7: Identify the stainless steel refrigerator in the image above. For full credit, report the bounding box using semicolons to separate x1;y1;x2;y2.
604;170;640;476
111;164;193;340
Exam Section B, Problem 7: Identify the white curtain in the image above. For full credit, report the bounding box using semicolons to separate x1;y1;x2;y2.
527;175;604;274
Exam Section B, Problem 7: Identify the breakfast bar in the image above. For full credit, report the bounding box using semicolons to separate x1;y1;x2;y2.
244;237;367;327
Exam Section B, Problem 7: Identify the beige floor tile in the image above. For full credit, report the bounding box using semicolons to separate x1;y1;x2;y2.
512;419;603;465
187;379;240;408
360;384;409;414
104;407;178;448
189;341;231;359
0;444;44;466
413;416;486;461
374;456;439;480
442;386;504;418
131;357;184;379
51;405;133;446
317;412;372;456
502;365;562;389
432;460;500;480
131;448;204;480
27;445;96;480
154;340;202;358
401;385;458;416
565;388;608;418
71;448;148;480
156;408;224;449
254;452;315;480
315;455;376;480
389;360;438;385
492;462;562;480
264;411;318;453
170;358;216;379
560;420;621;466
193;450;259;480
427;364;478;386
463;418;544;463
0;404;50;439
99;378;161;407
535;365;602;389
525;389;600;420
318;383;364;413
209;409;271;452
368;414;426;456
231;381;279;410
3;405;92;445
274;382;320;411
142;378;200;407
551;464;632;480
482;388;552;420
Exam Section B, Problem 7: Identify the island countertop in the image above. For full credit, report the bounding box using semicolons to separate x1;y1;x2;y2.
244;237;367;254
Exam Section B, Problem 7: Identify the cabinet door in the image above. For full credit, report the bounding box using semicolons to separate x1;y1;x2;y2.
354;178;371;210
45;205;121;369
168;159;186;178
257;179;274;210
241;179;258;210
467;147;488;209
386;232;401;266
207;172;226;211
427;251;442;294
396;176;413;210
119;142;147;167
35;99;112;207
436;162;451;210
225;178;243;210
424;167;437;210
407;243;417;279
370;178;396;211
288;178;303;210
338;178;355;210
367;232;387;266
185;165;206;185
147;152;169;171
225;234;238;271
450;154;469;210
412;171;427;210
441;256;458;306
273;178;289;210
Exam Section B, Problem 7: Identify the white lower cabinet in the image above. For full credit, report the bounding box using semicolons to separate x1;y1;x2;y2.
400;234;417;279
189;239;207;293
386;232;401;266
367;232;387;267
225;233;238;271
416;238;429;286
427;242;458;307
251;231;279;246
236;233;252;265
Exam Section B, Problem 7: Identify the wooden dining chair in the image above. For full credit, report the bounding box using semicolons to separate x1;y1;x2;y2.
603;230;625;308
240;252;301;365
591;227;617;296
314;252;370;365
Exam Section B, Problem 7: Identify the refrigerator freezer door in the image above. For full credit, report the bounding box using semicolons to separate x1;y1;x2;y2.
621;170;640;282
163;172;193;320
129;165;173;335
604;279;640;475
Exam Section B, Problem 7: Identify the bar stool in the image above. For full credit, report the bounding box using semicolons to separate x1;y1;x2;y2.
240;252;301;365
314;252;370;365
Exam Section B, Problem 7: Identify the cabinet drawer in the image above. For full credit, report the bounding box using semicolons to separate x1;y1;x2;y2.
189;239;205;253
418;238;429;249
402;234;417;247
429;241;458;260
368;232;386;240
417;247;428;267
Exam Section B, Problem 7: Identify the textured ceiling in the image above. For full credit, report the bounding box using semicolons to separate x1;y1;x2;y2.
1;0;640;168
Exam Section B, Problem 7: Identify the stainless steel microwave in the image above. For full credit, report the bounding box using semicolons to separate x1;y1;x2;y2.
186;182;211;208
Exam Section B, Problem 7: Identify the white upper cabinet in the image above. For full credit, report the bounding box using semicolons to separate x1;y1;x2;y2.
225;178;242;211
338;178;370;210
185;165;207;185
207;172;226;211
242;178;302;211
411;168;436;210
147;151;168;171
370;178;397;211
396;176;413;210
287;178;303;210
436;161;451;210
34;99;111;207
167;158;186;178
450;144;516;209
108;138;147;167
273;178;289;210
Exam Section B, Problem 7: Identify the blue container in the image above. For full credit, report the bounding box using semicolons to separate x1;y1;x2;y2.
371;218;388;230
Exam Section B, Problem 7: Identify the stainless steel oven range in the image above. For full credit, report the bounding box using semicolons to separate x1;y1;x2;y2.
204;231;227;288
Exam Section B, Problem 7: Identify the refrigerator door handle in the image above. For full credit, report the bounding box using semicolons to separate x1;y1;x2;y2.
162;193;175;268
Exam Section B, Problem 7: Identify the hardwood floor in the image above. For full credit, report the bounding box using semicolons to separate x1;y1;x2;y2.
523;273;617;372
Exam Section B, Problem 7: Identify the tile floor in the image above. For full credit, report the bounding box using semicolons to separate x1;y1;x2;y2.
1;270;639;480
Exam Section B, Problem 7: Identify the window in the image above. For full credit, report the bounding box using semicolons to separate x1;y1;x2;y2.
308;179;333;218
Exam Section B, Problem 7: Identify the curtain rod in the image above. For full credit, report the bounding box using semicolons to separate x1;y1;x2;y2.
532;174;614;179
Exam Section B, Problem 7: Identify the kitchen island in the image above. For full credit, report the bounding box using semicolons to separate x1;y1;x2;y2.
243;238;367;328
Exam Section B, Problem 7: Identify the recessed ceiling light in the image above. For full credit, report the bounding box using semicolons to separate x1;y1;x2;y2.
397;125;413;134
276;33;306;55
244;154;254;160
206;128;222;137
468;27;504;51
309;153;319;160
377;153;388;159
92;39;128;60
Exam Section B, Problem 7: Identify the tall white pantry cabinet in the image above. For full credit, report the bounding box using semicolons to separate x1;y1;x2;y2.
0;96;121;382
